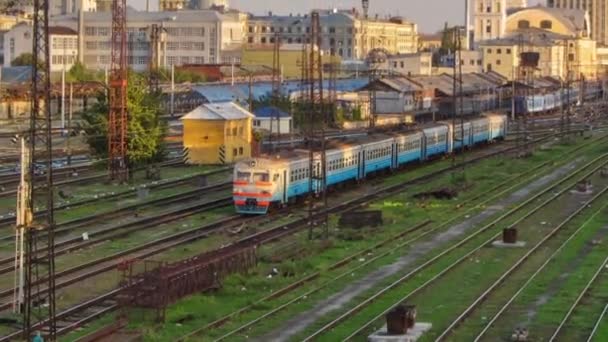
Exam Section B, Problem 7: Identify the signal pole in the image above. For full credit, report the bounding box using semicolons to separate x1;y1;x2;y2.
14;0;58;339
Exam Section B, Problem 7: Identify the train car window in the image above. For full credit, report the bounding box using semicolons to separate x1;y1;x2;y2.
253;172;269;182
236;172;250;182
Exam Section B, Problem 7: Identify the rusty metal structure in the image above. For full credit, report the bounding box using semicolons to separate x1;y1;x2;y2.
17;0;57;339
108;0;129;182
119;247;256;322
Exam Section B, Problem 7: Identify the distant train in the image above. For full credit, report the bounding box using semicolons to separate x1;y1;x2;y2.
233;114;508;214
514;82;603;115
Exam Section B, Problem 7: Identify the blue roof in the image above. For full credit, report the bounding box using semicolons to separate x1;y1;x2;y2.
254;106;290;118
1;66;32;84
193;78;369;104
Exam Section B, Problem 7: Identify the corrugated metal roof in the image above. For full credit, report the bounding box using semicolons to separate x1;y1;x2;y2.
0;66;32;84
182;101;254;121
193;78;369;103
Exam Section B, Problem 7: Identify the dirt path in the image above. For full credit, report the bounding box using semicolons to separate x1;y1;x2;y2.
258;161;581;342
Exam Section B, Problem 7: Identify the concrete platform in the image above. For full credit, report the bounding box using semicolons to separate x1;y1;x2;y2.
492;240;527;248
368;323;432;342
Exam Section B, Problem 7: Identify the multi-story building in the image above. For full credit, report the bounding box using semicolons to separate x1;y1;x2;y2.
547;0;608;46
48;9;247;71
3;23;78;72
95;0;112;12
246;9;418;60
0;13;30;65
480;6;597;79
385;53;433;76
473;0;528;44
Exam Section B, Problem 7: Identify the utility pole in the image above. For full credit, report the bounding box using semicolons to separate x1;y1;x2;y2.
271;32;281;151
15;0;57;339
171;64;175;117
67;82;73;165
108;0;129;182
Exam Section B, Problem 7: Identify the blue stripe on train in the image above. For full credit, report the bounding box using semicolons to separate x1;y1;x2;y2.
287;180;310;198
397;150;422;165
473;132;489;143
426;144;447;157
327;167;358;186
364;158;392;175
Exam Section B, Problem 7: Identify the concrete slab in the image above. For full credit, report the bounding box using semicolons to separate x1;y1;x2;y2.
492;240;527;248
368;323;432;342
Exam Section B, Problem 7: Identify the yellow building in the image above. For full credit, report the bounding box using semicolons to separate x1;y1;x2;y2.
182;102;254;165
479;6;598;80
241;43;340;79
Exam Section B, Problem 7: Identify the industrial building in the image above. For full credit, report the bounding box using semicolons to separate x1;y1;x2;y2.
182;101;253;164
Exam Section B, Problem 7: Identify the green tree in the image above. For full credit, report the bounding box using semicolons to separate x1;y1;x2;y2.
80;71;167;171
67;61;103;82
11;53;37;66
440;22;456;56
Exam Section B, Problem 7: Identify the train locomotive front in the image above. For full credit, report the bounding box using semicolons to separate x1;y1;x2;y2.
233;158;281;214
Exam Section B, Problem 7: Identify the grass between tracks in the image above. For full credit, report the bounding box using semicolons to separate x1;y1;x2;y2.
71;136;606;342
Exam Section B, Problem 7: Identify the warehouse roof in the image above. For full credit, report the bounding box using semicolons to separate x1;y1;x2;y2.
182;102;254;121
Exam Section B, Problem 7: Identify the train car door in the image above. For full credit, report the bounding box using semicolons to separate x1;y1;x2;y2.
282;169;287;204
421;133;427;160
391;142;397;169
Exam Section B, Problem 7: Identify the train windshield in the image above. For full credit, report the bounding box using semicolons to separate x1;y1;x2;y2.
253;172;269;182
236;171;251;182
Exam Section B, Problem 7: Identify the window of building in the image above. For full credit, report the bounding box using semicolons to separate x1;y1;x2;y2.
239;147;244;155
506;48;511;54
400;61;404;68
167;56;177;65
540;20;553;29
569;53;575;61
167;42;179;50
248;37;253;43
496;59;501;65
233;148;237;157
497;48;502;54
232;127;237;135
487;48;492;54
180;56;189;65
486;20;491;33
248;26;253;33
329;27;336;33
261;26;267;33
518;20;530;29
239;127;243;135
261;37;267;43
487;63;492;71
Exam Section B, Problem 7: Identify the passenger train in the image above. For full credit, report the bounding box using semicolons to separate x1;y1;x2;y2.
514;82;603;115
233;114;508;214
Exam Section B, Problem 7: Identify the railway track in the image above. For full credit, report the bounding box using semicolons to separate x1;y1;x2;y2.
0;131;593;340
548;256;608;341
0;159;185;198
302;152;608;341
0;166;231;227
468;203;608;342
0;183;233;278
180;132;608;341
436;183;608;341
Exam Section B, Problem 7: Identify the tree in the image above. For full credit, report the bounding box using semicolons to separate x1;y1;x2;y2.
67;61;104;82
11;52;37;66
80;71;167;171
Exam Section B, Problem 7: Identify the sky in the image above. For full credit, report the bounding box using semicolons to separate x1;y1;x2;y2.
130;0;547;34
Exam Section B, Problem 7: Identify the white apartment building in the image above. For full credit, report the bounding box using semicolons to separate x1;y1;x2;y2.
3;23;78;72
48;9;247;71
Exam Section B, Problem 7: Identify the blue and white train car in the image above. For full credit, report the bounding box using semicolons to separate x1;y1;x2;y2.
393;131;423;166
443;121;472;152
471;117;490;144
361;136;394;176
487;114;508;140
323;143;362;187
422;125;449;159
